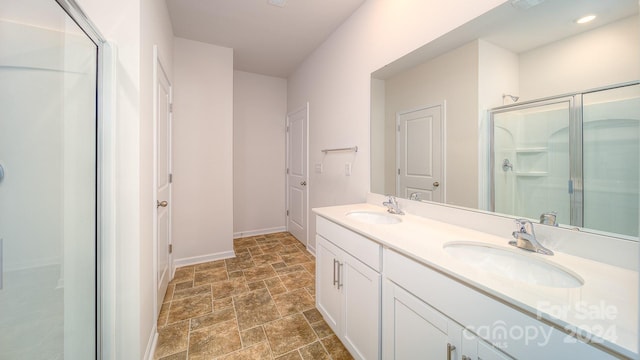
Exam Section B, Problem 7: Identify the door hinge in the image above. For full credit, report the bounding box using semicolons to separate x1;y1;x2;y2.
169;103;173;113
286;210;289;216
169;173;173;183
568;179;574;194
286;168;289;174
398;168;400;175
169;244;173;254
397;125;400;132
286;126;289;132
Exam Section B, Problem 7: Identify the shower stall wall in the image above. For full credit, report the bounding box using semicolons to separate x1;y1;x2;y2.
490;83;640;238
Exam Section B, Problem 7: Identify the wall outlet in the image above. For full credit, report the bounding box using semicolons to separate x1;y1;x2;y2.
345;163;352;176
315;163;323;173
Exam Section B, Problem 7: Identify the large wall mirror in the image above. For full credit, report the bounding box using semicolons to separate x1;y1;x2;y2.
370;0;639;240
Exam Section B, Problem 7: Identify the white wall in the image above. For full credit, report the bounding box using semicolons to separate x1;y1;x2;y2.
233;71;287;237
383;40;479;207
172;37;234;265
519;15;639;100
287;0;505;251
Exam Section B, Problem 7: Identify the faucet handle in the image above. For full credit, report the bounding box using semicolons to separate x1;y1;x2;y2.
514;218;534;234
540;212;558;226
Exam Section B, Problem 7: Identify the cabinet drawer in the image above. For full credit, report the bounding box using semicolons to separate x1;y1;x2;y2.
317;216;381;271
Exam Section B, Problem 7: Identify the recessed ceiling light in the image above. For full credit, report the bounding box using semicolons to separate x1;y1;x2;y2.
576;15;596;24
268;0;287;7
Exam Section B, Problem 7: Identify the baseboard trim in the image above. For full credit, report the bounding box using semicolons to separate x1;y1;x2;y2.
233;226;287;239
306;243;316;257
173;250;236;268
144;324;158;360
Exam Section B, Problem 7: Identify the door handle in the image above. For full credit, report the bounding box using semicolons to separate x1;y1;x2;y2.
447;343;456;360
333;259;338;287
157;200;168;208
433;181;440;188
300;181;307;186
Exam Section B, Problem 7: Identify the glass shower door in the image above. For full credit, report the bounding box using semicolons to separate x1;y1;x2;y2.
492;98;574;225
583;84;640;237
0;0;98;358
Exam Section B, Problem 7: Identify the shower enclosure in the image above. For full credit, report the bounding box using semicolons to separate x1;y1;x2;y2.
0;0;103;358
490;82;640;238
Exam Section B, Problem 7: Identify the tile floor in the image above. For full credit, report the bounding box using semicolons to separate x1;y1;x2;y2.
154;232;354;360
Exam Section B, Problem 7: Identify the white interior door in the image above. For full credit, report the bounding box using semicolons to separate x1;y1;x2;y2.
397;105;443;202
286;103;308;245
154;47;172;318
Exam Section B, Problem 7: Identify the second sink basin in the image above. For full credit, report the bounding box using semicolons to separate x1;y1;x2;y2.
443;241;583;288
346;211;402;224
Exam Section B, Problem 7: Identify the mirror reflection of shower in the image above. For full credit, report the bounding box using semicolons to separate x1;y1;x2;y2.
490;82;640;238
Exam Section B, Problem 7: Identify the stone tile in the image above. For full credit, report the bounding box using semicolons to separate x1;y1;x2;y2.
243;265;277;282
234;237;259;249
275;350;303;360
226;252;255;272
299;341;330;360
188;320;242;359
264;314;318;356
190;307;235;331
218;342;272;360
240;326;266;348
305;286;316;299
229;270;245;279
271;262;287;270
279;246;304;255
167;294;212;324
264;277;288;296
157;301;170;328
171;267;194;283
174;280;193;291
158;351;187;360
247;280;267;291
213;297;234;311
195;260;226;272
260;243;286;254
252;253;283;266
153;320;189;359
302;308;323;324
233;289;281;330
272;288;315;317
211;278;249;300
194;267;228;285
172;284;211;301
279;237;301;246
311;320;333;339
163;284;175;303
274;264;305;275
280;271;314;291
321;335;354;360
248;246;264;256
301;261;315;275
281;252;312;266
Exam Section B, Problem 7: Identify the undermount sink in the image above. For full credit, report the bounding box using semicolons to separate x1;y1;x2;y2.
443;241;583;288
346;211;402;225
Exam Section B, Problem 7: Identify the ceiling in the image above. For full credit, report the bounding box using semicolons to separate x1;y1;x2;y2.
166;0;366;78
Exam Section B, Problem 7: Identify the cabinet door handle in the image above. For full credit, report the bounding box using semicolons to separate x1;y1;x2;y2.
447;343;456;360
462;356;471;360
333;259;338;287
337;262;344;289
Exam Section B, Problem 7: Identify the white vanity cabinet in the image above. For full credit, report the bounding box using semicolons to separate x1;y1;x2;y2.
316;216;381;360
383;278;512;360
383;248;618;360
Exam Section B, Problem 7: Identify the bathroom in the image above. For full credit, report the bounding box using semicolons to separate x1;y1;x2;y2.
0;0;637;359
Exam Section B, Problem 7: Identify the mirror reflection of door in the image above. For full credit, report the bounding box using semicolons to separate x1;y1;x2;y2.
396;104;443;202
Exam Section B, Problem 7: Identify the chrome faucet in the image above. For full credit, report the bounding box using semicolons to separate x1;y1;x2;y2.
383;195;404;215
409;192;421;201
509;218;554;255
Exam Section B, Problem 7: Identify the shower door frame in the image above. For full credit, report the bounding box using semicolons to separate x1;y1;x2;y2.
488;94;583;227
53;0;110;359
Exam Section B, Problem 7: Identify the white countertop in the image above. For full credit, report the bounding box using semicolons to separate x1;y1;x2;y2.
313;203;639;358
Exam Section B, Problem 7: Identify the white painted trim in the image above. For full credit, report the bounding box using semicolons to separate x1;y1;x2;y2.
173;251;236;268
99;41;117;360
306;244;316;257
233;226;287;239
143;325;158;360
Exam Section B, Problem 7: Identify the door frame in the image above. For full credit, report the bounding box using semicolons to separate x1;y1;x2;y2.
285;102;310;250
152;45;173;322
395;102;446;203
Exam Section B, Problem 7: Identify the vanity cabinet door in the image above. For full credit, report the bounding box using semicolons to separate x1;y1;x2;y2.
316;235;342;333
383;278;452;359
342;251;381;360
461;329;513;360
